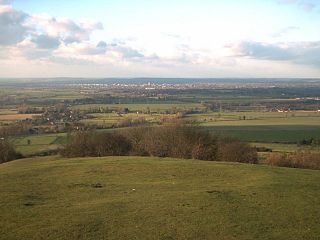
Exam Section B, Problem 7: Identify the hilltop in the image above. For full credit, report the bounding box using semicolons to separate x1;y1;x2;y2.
1;156;319;240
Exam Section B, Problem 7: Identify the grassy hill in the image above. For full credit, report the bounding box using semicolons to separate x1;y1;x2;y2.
0;156;319;240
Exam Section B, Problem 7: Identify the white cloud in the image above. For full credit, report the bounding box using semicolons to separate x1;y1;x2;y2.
0;5;29;45
0;0;12;5
0;2;151;67
273;26;300;38
0;2;110;63
0;0;105;48
0;1;319;77
300;2;316;12
28;14;103;44
32;34;61;49
230;41;320;66
277;0;318;12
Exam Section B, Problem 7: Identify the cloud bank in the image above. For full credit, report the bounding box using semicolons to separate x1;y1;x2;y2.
277;0;318;12
0;0;319;77
0;1;149;67
230;41;320;67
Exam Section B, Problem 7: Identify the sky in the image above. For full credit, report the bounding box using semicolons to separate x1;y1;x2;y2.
0;0;320;78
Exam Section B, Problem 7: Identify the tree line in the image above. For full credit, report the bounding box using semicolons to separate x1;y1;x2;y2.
61;125;258;163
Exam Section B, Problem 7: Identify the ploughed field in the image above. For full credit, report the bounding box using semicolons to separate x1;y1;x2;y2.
0;156;319;240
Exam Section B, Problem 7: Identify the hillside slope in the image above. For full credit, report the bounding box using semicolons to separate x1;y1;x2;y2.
0;156;319;240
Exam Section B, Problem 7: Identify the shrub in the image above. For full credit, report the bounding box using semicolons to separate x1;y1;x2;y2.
217;137;258;164
123;127;149;156
60;131;91;157
124;125;218;161
265;153;291;167
117;117;147;128
61;125;258;164
61;131;131;157
191;133;217;161
143;126;173;157
266;152;320;170
0;139;19;164
92;132;131;156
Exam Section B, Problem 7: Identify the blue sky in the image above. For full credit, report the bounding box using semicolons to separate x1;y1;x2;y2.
0;0;319;77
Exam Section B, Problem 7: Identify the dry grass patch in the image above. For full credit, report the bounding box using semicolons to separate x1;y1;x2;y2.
0;114;39;121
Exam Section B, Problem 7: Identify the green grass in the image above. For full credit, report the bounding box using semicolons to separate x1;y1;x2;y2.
12;134;66;155
197;111;320;143
196;111;320;126
13;135;59;145
206;125;320;143
0;156;319;240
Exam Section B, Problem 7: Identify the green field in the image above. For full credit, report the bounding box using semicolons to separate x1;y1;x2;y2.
206;125;320;143
81;113;163;126
81;110;320;142
1;156;319;240
73;103;204;111
12;134;66;155
196;111;320;126
10;125;320;156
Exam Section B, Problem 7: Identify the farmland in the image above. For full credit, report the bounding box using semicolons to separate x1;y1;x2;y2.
72;103;204;111
196;111;320;126
9;125;320;156
12;134;66;156
0;79;320;240
1;0;320;238
205;125;320;143
1;156;319;240
0;114;39;121
0;79;320;157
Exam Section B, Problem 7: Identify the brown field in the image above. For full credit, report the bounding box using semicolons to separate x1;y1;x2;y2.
0;114;39;121
0;109;18;115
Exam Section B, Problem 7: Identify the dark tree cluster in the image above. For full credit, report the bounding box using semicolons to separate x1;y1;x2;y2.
60;131;130;157
0;139;20;164
124;125;218;160
61;125;258;163
217;136;258;164
298;138;320;147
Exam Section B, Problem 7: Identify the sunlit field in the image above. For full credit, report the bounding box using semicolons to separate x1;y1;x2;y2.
1;156;319;240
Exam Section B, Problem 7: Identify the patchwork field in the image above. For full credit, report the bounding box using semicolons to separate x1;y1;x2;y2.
0;156;319;240
76;109;320;144
13;134;66;155
197;111;320;126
